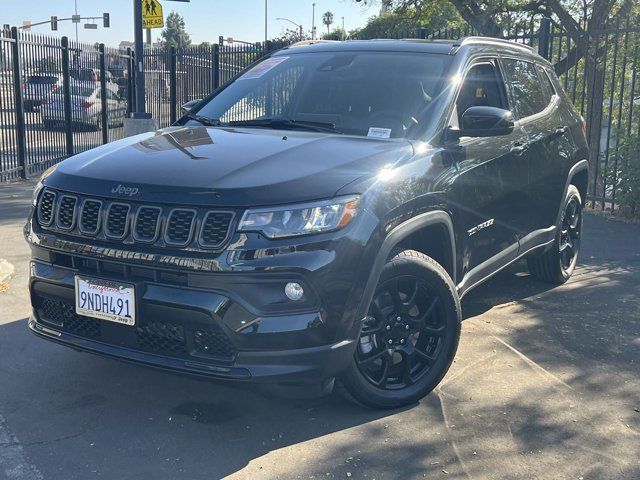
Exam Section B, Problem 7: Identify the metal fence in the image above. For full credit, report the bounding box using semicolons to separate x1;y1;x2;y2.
1;20;639;213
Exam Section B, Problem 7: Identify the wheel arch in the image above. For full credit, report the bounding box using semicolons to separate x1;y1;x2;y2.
355;210;456;321
556;159;588;226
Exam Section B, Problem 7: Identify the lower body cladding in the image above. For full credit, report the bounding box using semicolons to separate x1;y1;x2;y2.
28;257;359;384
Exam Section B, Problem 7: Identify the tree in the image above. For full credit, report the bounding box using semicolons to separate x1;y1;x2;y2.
160;12;191;49
322;27;347;40
322;11;335;34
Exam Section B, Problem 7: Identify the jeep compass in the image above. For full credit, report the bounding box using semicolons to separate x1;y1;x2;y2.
26;38;588;408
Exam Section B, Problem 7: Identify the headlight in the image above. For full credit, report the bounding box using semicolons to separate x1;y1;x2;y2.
238;195;360;238
32;164;58;206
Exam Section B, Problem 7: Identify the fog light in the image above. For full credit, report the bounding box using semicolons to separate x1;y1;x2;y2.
285;282;304;301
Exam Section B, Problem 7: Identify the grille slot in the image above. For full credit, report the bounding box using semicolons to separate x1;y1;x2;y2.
134;206;162;242
165;209;196;245
79;200;102;235
193;329;237;359
199;211;234;248
37;190;56;226
56;195;77;230
105;203;130;239
135;322;187;356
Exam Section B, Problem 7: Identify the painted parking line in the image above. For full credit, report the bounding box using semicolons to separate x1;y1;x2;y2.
0;414;43;480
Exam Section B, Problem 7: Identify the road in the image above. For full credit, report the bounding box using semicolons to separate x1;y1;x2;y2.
0;180;638;479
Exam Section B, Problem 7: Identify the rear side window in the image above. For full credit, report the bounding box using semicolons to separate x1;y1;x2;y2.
537;66;556;105
501;59;547;119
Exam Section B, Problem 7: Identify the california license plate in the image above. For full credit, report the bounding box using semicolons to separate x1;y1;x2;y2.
75;276;136;326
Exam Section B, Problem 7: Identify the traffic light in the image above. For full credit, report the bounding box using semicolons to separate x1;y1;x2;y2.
51;16;57;31
219;36;224;46
103;13;110;28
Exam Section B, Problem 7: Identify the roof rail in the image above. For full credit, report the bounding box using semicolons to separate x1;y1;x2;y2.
455;36;535;53
290;39;339;47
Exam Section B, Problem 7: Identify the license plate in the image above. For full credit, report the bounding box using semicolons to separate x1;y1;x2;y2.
75;276;136;326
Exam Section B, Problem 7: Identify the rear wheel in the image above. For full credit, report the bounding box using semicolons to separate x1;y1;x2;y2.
341;250;461;409
527;185;582;284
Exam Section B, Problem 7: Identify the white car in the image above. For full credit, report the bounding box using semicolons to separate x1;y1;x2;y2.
40;83;126;131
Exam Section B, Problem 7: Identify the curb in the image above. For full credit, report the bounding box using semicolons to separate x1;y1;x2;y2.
0;259;15;284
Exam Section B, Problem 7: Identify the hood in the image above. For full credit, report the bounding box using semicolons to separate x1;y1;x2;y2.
46;126;414;207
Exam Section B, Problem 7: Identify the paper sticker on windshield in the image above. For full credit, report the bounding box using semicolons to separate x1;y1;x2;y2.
367;127;392;139
239;56;289;80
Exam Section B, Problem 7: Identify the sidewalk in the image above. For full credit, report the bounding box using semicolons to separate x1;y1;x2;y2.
0;180;639;480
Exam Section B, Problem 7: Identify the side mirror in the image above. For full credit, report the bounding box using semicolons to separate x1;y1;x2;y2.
453;106;515;138
181;99;202;115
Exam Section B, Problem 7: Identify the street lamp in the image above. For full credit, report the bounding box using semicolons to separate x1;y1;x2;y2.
276;17;304;39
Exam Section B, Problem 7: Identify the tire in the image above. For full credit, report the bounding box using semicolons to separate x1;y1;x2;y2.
527;185;583;284
340;250;461;409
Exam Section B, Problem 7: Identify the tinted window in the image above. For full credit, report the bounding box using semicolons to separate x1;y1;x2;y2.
195;52;450;138
501;59;547;119
27;75;58;84
455;61;508;126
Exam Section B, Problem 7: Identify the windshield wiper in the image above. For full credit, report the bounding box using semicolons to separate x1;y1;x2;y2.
184;112;221;127
227;117;339;133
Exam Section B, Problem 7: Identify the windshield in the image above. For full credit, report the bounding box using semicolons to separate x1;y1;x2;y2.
192;51;450;138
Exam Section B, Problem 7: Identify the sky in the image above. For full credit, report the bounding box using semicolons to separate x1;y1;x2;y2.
0;0;380;46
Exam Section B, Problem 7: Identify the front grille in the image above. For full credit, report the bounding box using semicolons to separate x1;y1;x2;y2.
34;296;236;361
200;212;234;247
165;209;196;245
105;203;130;238
134;206;161;242
57;196;77;230
35;188;234;251
79;200;102;234
37;190;56;226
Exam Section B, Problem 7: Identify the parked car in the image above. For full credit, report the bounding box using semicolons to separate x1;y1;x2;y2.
70;67;115;85
40;83;126;130
26;38;588;408
22;73;64;112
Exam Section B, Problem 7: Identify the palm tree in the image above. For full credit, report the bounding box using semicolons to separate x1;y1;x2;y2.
322;11;334;35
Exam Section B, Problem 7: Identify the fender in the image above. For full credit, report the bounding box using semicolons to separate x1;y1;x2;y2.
354;210;456;321
556;159;589;226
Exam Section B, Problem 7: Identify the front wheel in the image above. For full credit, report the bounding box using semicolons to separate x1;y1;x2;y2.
340;250;461;409
527;185;583;284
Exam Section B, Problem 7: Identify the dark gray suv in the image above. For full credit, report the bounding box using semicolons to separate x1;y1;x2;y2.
26;38;588;408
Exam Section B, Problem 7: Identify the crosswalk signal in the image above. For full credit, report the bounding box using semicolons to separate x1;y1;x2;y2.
103;12;110;28
51;16;58;31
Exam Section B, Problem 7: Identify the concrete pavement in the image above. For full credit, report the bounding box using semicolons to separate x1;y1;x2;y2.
0;180;638;480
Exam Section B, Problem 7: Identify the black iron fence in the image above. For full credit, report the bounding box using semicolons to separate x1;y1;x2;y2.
1;20;639;214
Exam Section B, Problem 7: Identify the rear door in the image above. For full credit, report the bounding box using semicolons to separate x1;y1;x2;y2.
445;58;530;290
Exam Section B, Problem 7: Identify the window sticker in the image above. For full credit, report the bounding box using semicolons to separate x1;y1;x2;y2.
239;56;289;80
367;127;392;139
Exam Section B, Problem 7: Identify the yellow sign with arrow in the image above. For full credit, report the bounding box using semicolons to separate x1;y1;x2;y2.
142;0;164;29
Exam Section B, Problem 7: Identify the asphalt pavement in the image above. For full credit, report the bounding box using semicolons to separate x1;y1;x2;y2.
0;180;638;480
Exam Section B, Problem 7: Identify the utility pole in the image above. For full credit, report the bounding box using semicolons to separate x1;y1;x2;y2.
342;16;345;39
74;0;78;42
312;3;316;40
133;0;147;116
264;0;268;43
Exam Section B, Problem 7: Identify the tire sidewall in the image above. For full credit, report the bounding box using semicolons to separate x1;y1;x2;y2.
558;185;582;280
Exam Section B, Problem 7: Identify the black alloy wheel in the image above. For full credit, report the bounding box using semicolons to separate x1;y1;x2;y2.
559;194;582;273
341;250;461;409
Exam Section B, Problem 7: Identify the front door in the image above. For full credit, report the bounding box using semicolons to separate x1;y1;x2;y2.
444;59;530;291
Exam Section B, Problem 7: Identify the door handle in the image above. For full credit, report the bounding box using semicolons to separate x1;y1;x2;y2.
555;125;569;136
510;142;529;156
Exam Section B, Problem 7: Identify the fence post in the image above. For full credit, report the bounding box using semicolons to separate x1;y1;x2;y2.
538;16;551;59
98;43;108;144
61;36;74;158
212;44;220;91
10;27;27;179
169;45;177;123
126;47;133;117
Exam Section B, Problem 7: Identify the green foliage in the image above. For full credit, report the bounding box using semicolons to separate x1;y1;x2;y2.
160;12;191;49
322;11;335;34
607;133;640;217
352;2;463;39
322;28;347;40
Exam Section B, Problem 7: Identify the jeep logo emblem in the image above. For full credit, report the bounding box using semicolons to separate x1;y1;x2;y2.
111;184;140;196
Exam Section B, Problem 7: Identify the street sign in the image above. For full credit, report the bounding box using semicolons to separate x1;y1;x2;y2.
84;23;98;29
72;14;81;23
142;0;164;29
